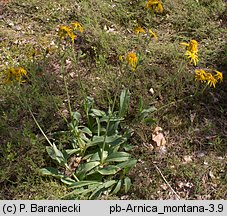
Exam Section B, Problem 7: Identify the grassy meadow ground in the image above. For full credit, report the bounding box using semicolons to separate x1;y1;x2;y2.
0;0;226;199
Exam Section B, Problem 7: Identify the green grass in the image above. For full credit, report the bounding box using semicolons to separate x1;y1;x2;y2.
0;0;226;199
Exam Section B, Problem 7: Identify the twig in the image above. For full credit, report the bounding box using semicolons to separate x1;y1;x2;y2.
153;163;181;200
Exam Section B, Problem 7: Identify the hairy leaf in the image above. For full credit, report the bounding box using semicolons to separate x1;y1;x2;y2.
119;89;130;117
98;165;121;175
105;152;130;162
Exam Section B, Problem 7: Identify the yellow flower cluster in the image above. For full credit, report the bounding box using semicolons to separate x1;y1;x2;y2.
3;67;27;83
134;26;158;40
195;69;223;88
58;21;84;43
59;25;76;43
126;52;138;71
180;40;199;66
145;0;164;13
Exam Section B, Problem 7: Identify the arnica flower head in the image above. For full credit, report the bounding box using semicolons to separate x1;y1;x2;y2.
59;25;76;43
195;69;207;82
4;67;27;83
134;26;146;35
181;39;199;66
149;29;158;40
71;21;84;33
145;0;164;13
205;72;217;88
214;70;223;82
126;52;138;71
185;50;199;66
180;39;198;54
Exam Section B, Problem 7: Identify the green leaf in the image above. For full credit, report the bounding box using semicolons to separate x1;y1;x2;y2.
117;159;137;174
89;135;126;147
95;117;101;136
76;161;100;179
90;151;108;162
138;97;144;113
124;177;132;193
61;177;76;185
71;111;81;122
90;109;106;117
122;143;134;151
40;167;64;178
83;96;94;114
119;89;130;117
103;180;116;188
139;106;157;123
46;144;66;165
80;127;92;136
98;165;121;175
105;152;130;162
69;181;102;189
40;168;75;185
99;116;124;123
88;185;105;200
89;180;116;199
107;136;127;146
107;121;120;136
140;106;157;115
112;180;122;194
89;136;104;147
66;184;99;198
65;148;81;155
79;132;90;143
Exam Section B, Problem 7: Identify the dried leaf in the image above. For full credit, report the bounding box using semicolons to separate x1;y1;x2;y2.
65;156;82;177
182;155;193;164
152;126;166;148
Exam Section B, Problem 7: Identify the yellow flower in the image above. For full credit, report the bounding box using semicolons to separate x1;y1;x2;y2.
148;29;158;40
59;25;76;43
145;0;164;13
4;67;27;83
188;40;198;53
195;69;207;82
134;26;146;35
71;21;84;33
181;39;199;66
185;50;199;66
195;69;223;88
59;25;71;38
126;52;138;71
205;73;217;88
214;70;223;82
181;39;198;53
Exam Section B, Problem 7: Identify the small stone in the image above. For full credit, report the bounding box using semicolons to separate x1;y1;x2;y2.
8;22;14;27
196;151;206;158
149;88;154;95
